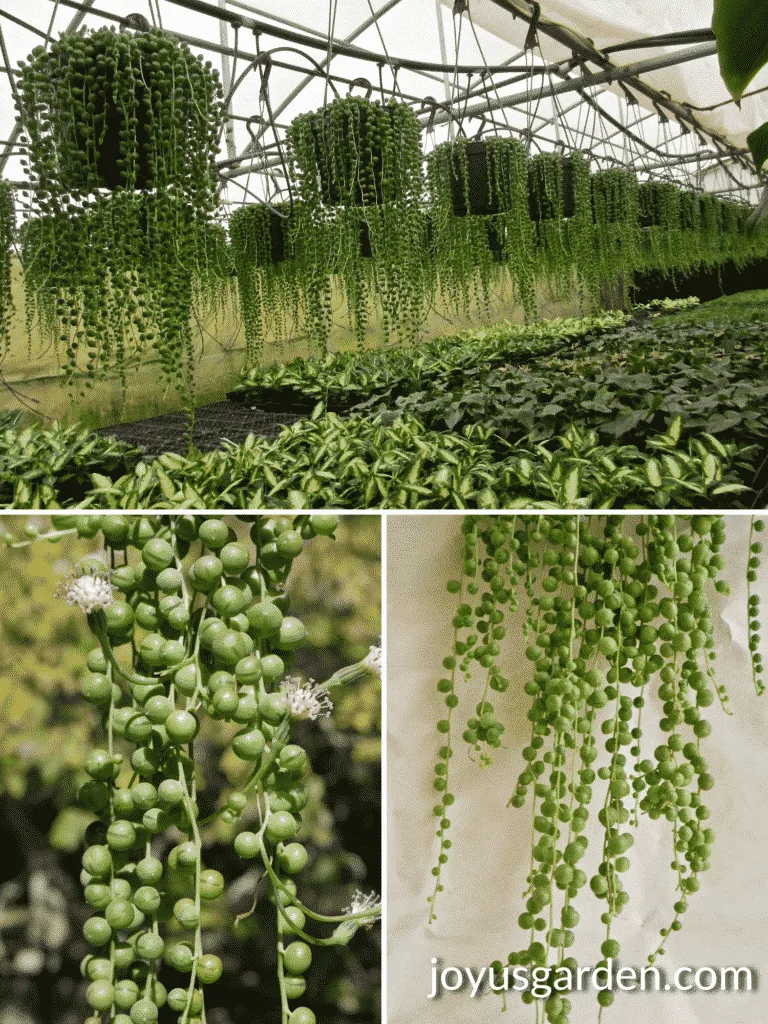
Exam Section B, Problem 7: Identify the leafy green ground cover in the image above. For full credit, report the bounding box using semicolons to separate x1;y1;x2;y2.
1;294;766;509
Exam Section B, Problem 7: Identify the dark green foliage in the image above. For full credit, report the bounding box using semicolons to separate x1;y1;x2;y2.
232;311;627;410
3;298;764;510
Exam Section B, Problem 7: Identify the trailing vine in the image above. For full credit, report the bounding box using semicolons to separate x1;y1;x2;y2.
0;179;14;360
428;514;763;1021
638;182;683;275
230;203;304;363
528;153;571;296
288;96;425;350
427;136;537;321
562;153;598;311
8;513;381;1024
748;517;765;695
591;169;641;305
16;27;226;417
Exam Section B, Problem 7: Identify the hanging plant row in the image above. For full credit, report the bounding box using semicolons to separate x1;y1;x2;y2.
7;513;381;1024
428;513;764;1023
235;121;766;356
7;39;768;402
15;26;229;414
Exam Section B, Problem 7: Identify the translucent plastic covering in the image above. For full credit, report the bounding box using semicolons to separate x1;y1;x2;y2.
0;0;762;210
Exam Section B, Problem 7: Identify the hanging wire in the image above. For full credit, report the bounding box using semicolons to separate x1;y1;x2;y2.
231;22;240;103
449;6;464;133
593;94;623;168
465;7;511;132
537;37;578;154
522;31;548;152
44;0;61;44
324;0;338;108
366;0;396;95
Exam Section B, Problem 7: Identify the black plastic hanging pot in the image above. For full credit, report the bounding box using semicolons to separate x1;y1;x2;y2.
310;104;396;208
527;155;576;222
486;220;505;263
269;209;288;264
562;158;576;220
359;219;373;258
638;183;656;229
56;39;155;191
449;139;503;217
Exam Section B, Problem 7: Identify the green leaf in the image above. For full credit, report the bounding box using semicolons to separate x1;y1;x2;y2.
705;410;742;434
562;467;580;505
748;121;768;171
90;473;115;491
667;414;682;445
644;458;663;489
712;482;750;494
155;467;177;501
713;0;768;100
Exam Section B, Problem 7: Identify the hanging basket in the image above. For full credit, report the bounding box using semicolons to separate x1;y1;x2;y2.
268;209;288;265
450;139;499;216
527;153;578;222
638;182;682;230
591;169;640;225
679;190;702;232
291;97;419;209
428;137;528;219
18;27;224;195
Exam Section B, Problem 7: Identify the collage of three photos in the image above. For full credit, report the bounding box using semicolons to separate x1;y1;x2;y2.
1;2;768;1024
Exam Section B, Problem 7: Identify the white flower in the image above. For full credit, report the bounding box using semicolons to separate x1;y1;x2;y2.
58;569;114;615
363;645;382;676
343;889;381;927
280;677;333;721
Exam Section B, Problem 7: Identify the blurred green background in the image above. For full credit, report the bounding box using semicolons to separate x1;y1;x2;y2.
0;515;381;1024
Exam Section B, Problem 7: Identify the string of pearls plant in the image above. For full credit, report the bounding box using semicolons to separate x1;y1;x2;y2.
428;514;763;1023
0;180;14;359
7;514;381;1024
16;27;227;418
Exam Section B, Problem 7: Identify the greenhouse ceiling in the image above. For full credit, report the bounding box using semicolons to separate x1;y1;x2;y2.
0;0;765;213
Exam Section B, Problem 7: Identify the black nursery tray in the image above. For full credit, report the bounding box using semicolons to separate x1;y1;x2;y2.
225;386;321;414
99;401;303;458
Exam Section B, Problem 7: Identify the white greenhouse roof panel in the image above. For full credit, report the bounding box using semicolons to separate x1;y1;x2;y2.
444;0;768;148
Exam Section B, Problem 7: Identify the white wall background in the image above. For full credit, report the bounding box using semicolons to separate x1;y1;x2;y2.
387;513;768;1024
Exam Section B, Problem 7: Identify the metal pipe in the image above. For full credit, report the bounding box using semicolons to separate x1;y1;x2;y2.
0;8;50;39
158;0;547;73
244;0;407;154
434;0;453;138
603;28;716;54
218;0;237;161
484;0;746;167
425;42;719;126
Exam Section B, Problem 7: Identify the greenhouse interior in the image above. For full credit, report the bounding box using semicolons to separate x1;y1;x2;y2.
0;0;767;510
